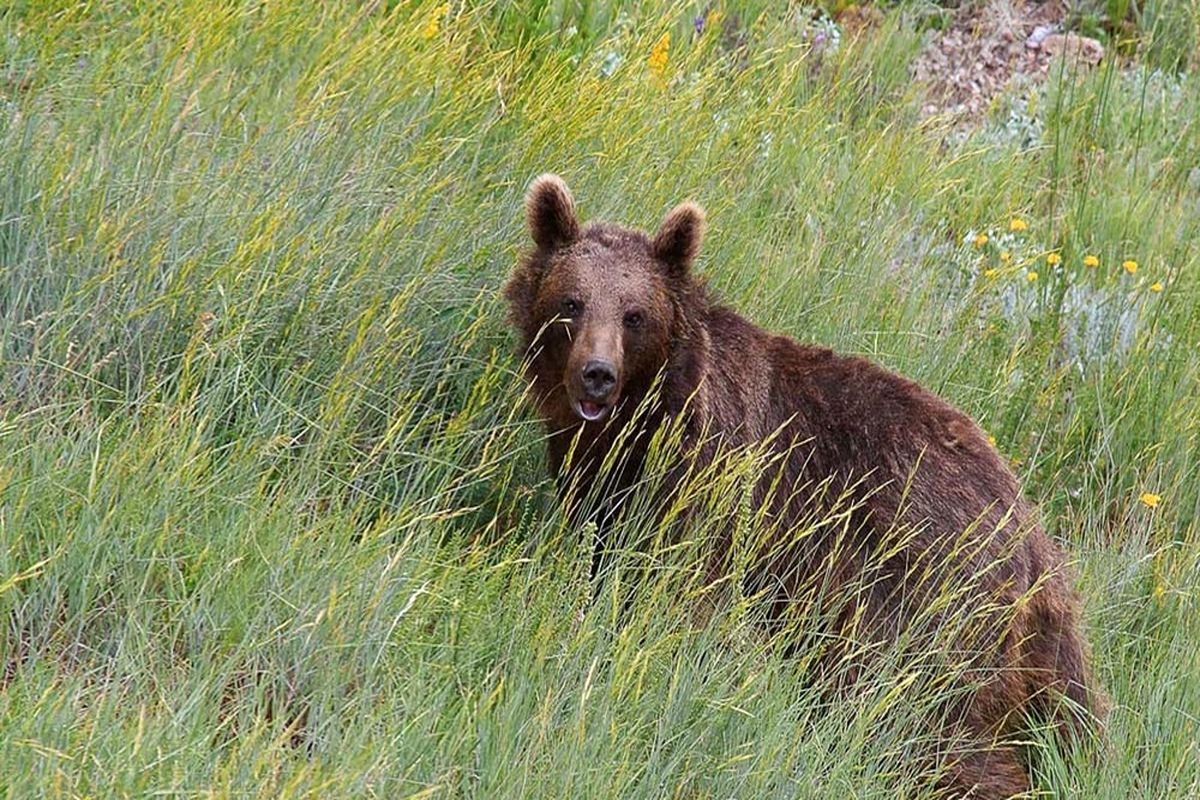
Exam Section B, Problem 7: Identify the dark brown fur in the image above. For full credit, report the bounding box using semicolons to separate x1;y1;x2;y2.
504;175;1105;799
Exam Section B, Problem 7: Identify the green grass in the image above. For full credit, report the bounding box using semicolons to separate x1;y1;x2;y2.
2;2;1199;797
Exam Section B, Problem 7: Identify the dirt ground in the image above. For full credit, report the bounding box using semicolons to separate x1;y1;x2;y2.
907;0;1105;119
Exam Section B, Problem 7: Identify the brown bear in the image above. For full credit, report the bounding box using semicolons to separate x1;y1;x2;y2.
504;174;1104;798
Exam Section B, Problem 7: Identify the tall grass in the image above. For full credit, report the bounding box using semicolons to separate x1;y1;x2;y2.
1;2;1198;797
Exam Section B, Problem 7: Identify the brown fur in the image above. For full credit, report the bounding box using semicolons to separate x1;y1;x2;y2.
504;175;1105;799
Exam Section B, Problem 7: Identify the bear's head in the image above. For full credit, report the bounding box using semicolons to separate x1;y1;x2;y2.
505;174;705;429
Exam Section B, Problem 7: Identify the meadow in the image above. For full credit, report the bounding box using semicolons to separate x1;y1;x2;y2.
1;1;1199;797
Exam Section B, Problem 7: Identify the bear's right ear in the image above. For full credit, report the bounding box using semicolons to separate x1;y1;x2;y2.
525;174;579;250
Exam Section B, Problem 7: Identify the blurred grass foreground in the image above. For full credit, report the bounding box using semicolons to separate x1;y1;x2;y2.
2;2;1199;797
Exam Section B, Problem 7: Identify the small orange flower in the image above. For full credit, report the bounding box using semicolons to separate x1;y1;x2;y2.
421;3;449;39
1010;218;1028;233
1140;492;1161;509
973;233;989;248
648;32;670;78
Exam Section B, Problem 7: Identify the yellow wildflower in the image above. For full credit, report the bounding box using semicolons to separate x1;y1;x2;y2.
983;268;998;279
1150;281;1164;293
999;251;1011;264
1123;259;1138;275
1083;254;1099;268
987;435;997;447
1140;492;1161;509
421;3;448;40
648;32;670;78
1009;218;1028;233
1046;252;1061;266
973;233;989;248
1026;271;1038;283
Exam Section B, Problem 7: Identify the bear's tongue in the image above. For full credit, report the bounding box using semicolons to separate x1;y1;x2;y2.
579;401;606;421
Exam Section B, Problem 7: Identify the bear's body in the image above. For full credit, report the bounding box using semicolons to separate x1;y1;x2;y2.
505;175;1103;798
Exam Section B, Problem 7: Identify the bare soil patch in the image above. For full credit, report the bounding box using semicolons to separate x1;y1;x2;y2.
912;1;1104;120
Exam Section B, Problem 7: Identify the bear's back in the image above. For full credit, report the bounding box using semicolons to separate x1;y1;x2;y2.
702;307;1028;558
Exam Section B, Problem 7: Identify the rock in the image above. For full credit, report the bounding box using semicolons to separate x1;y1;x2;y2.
1026;24;1059;50
1042;33;1104;66
835;3;884;38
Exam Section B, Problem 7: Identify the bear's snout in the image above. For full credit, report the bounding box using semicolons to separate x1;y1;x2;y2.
573;355;620;422
566;325;624;422
581;359;618;401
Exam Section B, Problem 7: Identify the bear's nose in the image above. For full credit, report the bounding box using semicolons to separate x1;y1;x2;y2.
581;359;617;400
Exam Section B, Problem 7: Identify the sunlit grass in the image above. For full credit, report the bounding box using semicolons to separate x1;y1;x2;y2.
1;2;1198;797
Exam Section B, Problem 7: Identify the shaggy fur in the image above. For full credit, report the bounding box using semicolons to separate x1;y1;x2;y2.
504;174;1105;799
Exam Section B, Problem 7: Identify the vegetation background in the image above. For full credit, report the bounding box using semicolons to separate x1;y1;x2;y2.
1;0;1198;797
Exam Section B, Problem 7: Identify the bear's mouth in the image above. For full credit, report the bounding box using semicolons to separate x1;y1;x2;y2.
574;400;610;422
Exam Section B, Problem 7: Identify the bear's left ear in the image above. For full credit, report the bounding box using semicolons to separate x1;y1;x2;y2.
652;201;706;278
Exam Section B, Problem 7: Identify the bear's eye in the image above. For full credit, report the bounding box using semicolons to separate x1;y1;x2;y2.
560;298;581;318
623;311;643;330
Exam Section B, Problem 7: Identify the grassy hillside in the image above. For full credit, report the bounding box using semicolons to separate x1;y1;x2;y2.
2;2;1198;797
